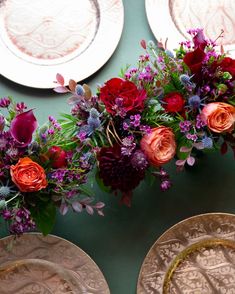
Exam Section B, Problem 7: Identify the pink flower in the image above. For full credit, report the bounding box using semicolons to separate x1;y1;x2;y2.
10;110;38;147
140;126;176;166
201;102;235;133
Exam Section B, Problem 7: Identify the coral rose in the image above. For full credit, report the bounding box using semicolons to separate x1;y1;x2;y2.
99;78;147;116
140;126;176;166
10;157;47;192
201;102;235;133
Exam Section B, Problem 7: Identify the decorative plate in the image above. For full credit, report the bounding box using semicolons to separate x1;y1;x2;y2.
145;0;235;57
0;233;110;294
0;0;124;88
0;258;82;293
137;212;235;293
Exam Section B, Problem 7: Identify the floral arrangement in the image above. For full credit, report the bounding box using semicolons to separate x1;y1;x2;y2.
0;98;104;235
54;28;235;206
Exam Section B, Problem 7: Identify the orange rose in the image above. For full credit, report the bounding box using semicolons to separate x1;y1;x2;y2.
10;157;47;192
140;126;176;166
201;102;235;133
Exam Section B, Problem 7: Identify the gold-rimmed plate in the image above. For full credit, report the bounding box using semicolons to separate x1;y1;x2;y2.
137;212;235;293
0;233;110;294
145;0;235;57
0;0;124;88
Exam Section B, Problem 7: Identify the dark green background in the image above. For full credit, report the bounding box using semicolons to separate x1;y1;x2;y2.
0;1;235;293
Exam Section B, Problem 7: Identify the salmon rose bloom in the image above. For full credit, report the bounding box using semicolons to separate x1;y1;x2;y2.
201;102;235;133
140;126;176;166
10;157;47;192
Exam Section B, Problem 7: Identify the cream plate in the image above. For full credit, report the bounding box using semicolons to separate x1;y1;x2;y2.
137;212;235;293
0;0;124;88
145;0;235;57
0;233;110;294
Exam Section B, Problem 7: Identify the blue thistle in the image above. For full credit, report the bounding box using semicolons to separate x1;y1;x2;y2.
202;137;213;149
188;95;201;109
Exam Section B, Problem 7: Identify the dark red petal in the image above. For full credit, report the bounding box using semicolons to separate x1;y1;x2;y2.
10;110;38;147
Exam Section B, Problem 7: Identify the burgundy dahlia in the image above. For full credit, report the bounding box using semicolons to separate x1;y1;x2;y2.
97;144;146;206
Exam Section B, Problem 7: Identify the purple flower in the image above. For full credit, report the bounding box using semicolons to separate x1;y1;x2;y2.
0;97;10;108
15;102;27;113
131;150;148;170
10;110;38;147
196;115;206;129
179;121;192;133
0;115;5;131
160;180;171;191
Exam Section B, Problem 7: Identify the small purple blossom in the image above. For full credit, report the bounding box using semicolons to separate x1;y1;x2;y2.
123;122;129;130
131;149;148;170
160;180;171;191
186;133;198;142
15;102;27;113
139;125;151;134
0;97;10;108
47;129;55;135
50;169;67;183
130;114;141;127
9;208;35;235
179;121;192;133
121;136;136;156
196;115;206;129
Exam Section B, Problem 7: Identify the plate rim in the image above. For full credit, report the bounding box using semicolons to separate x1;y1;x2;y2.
0;232;110;294
0;0;124;89
145;0;235;57
137;212;235;293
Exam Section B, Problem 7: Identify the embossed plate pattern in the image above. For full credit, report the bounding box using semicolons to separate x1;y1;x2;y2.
145;0;235;57
0;233;110;294
0;258;83;294
0;0;124;88
137;213;235;293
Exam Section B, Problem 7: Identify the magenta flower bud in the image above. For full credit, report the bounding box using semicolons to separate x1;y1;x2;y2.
10;109;38;147
0;115;5;131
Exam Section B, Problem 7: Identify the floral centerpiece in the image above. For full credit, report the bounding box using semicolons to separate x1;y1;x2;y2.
0;98;104;235
54;29;235;206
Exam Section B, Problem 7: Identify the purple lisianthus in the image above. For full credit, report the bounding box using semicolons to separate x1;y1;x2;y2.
10;110;38;147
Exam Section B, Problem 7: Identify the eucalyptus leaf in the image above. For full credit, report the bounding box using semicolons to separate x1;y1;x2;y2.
30;200;56;236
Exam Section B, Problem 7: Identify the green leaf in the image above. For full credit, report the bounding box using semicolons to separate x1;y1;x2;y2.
30;200;56;236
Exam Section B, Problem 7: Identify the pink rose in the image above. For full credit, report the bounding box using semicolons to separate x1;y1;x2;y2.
201;102;235;133
140;126;176;166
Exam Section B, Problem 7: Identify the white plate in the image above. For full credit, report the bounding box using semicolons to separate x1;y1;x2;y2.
145;0;235;57
0;0;124;88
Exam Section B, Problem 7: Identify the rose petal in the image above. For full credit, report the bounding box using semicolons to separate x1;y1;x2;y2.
10;110;38;147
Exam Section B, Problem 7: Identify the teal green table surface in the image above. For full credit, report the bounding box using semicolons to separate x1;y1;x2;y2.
1;1;235;293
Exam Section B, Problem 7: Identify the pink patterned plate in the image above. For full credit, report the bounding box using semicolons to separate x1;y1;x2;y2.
0;233;110;294
0;0;124;88
0;258;83;294
145;0;235;57
137;213;235;293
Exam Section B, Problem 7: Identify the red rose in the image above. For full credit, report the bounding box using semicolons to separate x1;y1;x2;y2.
183;47;206;76
163;92;185;113
218;57;235;79
99;78;147;116
48;146;67;168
